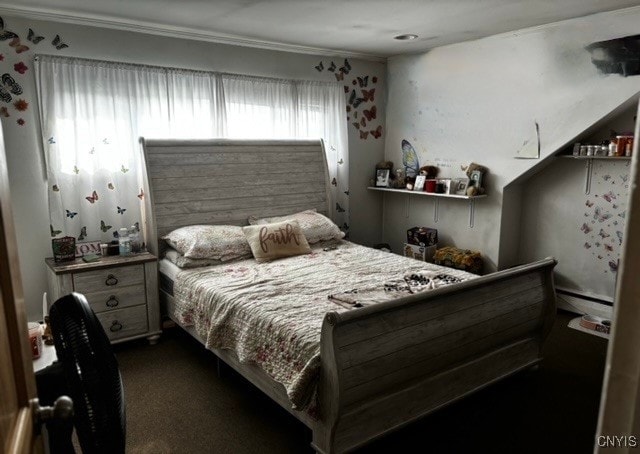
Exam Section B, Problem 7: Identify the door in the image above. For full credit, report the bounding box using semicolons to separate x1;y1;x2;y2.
0;124;42;453
595;99;640;452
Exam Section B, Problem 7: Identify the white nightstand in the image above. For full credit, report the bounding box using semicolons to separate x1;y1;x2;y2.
45;252;161;345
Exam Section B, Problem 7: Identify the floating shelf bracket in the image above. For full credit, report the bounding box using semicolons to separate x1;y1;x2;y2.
584;158;593;195
433;199;439;223
469;199;476;228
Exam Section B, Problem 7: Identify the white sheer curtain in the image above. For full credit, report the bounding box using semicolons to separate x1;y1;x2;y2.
36;56;349;243
35;56;171;242
223;75;349;230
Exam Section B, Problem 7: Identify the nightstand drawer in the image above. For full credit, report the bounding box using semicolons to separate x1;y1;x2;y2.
84;286;146;314
96;305;148;341
73;264;144;293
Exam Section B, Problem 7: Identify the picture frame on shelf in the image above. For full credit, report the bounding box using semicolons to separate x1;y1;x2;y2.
439;179;452;194
375;168;390;187
470;170;483;188
454;178;470;195
414;175;426;191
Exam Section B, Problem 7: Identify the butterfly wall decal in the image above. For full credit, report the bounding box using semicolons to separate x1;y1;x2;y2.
85;190;98;204
314;61;324;72
100;220;112;232
593;207;612;222
0;17;18;41
598;229;610;238
8;37;29;54
360;117;366;127
370;125;382;139
65;209;77;218
0;73;23;103
362;89;375;102
51;34;69;50
602;191;616;202
339;59;351;75
609;261;618;272
359;130;369;140
0;106;8;117
73;165;80;174
336;203;345;213
137;189;144;199
89;147;95;154
117;206;126;214
402;141;419;178
48;137;56;144
50;224;62;237
108;183;115;190
363;106;376;121
328;61;336;72
344;190;349;196
604;244;613;252
52;184;59;192
585;200;594;207
78;226;87;241
27;28;44;44
357;76;369;87
584;242;591;249
337;158;344;165
352;122;360;130
121;165;129;173
580;223;592;234
331;178;337;186
352;97;365;108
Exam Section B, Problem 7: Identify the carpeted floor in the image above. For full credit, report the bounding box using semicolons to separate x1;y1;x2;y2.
113;310;608;453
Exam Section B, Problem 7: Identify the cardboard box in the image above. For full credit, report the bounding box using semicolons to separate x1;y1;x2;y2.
403;243;437;263
406;227;438;247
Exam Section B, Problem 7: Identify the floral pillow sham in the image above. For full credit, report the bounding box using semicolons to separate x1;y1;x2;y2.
162;225;251;260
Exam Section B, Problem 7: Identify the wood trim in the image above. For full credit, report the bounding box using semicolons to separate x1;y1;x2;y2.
45;252;156;274
5;406;35;454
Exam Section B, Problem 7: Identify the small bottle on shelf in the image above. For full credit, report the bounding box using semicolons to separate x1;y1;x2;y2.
118;228;131;256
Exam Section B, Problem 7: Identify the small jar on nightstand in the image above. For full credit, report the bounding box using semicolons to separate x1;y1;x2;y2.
45;252;161;345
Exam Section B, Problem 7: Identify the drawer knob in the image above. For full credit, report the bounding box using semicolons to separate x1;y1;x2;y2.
110;321;123;332
105;274;118;286
106;296;119;308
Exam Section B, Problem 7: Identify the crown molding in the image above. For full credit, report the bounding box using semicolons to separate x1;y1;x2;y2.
0;4;387;62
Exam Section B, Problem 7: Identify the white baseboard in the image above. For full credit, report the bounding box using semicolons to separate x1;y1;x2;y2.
556;290;613;319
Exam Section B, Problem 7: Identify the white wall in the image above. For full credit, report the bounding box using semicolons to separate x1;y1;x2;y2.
385;7;640;272
0;15;386;321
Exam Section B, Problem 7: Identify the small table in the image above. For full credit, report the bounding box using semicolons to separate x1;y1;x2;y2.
33;342;57;373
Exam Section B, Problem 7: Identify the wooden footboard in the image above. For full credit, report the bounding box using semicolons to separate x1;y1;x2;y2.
312;257;557;453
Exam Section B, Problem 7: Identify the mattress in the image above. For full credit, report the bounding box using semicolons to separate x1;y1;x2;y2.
170;241;478;411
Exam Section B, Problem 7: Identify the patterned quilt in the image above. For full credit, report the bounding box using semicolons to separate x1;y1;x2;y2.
172;241;477;411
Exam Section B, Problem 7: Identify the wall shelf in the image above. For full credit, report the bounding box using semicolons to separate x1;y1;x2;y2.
367;186;487;228
558;155;632;194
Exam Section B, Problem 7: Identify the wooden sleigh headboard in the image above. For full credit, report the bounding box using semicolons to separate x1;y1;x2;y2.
139;138;331;256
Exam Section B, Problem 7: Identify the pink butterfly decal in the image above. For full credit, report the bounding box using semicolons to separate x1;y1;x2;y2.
602;191;616;203
581;223;592;234
85;190;98;204
362;89;375;102
363;105;377;121
593;207;612;222
359;130;369;140
584;242;591;249
137;189;144;199
598;229;610;239
370;125;382;139
604;244;613;252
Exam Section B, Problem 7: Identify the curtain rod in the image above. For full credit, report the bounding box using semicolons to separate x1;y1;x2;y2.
33;54;341;86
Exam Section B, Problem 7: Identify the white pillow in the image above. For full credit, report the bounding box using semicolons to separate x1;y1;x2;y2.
248;209;344;244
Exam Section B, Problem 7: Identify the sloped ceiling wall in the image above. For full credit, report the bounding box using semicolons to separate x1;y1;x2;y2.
384;7;640;271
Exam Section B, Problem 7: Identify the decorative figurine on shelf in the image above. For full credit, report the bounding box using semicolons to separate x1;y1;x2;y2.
393;168;405;189
463;162;488;195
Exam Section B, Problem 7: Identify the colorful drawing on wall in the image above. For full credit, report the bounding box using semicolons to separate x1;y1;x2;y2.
587;34;640;77
402;139;419;178
580;161;629;274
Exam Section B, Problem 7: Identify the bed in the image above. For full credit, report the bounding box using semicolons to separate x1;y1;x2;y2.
140;138;557;453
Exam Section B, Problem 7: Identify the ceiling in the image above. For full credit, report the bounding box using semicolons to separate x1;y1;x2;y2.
3;0;640;59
